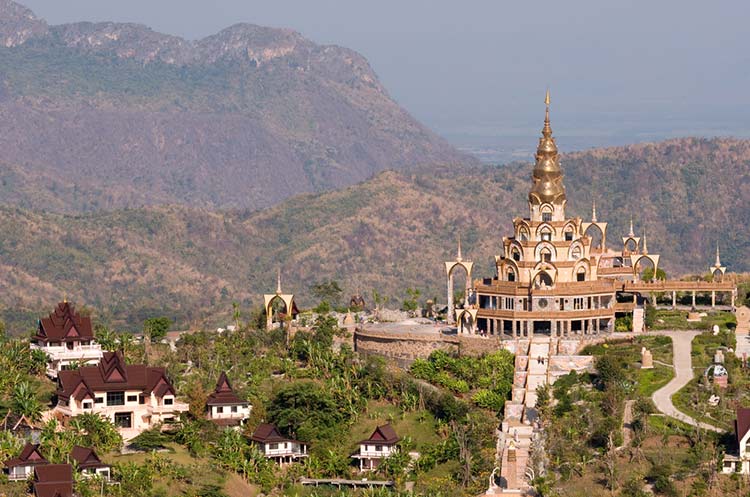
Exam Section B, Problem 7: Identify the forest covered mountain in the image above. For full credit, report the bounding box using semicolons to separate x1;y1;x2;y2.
0;0;467;213
1;137;749;331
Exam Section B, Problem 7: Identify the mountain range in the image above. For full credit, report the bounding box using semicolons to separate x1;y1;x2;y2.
0;0;467;213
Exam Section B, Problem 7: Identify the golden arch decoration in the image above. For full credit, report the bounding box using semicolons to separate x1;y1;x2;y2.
501;259;520;282
455;308;478;334
445;260;473;324
535;222;555;239
582;221;608;249
622;236;640;253
263;293;295;330
573;259;591;281
534;241;557;262
630;254;660;280
507;240;524;261
568;241;584;261
531;262;558;288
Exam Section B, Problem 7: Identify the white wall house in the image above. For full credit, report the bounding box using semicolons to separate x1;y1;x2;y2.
250;424;308;465
723;408;750;473
351;424;400;472
30;301;104;378
53;351;188;440
206;372;251;427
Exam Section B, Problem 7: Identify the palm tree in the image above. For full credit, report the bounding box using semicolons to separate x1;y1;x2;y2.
11;380;43;421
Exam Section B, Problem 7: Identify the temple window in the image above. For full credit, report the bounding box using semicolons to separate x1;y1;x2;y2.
565;230;574;241
507;269;516;282
512;248;521;261
540;248;552;262
541;230;552;242
573;297;584;310
577;268;586;281
542;212;552;222
572;246;582;259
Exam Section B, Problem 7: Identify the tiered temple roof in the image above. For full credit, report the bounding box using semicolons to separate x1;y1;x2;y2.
206;372;246;406
34;301;93;343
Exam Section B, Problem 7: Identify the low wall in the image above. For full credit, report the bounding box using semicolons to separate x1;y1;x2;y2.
353;329;508;367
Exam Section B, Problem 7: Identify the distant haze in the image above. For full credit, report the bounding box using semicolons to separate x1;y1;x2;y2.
22;0;750;162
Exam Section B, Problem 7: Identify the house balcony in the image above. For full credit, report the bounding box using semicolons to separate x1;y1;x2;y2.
209;411;249;421
31;343;104;361
354;449;394;459
265;445;308;458
148;401;190;416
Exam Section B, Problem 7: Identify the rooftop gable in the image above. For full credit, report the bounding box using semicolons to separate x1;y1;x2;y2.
4;443;49;468
207;371;245;406
737;408;750;446
35;302;93;343
361;424;399;445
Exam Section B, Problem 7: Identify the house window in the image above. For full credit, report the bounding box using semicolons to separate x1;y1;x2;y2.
139;395;145;405
127;395;138;403
573;298;584;310
269;443;278;450
164;398;173;406
114;412;132;428
541;231;551;242
95;397;104;404
82;401;92;409
231;406;238;413
577;269;586;282
376;445;383;452
542;212;552;222
217;406;223;413
505;298;515;310
107;392;125;406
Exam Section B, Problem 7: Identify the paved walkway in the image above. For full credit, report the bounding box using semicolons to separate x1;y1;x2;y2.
649;330;724;432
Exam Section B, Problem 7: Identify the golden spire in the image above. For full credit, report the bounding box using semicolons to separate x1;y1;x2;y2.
529;89;566;207
276;267;282;294
457;234;463;262
592;200;597;223
628;217;634;237
642;229;648;255
715;242;722;268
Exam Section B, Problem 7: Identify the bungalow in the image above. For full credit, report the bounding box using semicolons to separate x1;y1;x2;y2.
30;301;104;378
723;407;750;473
1;411;42;442
351;424;400;472
3;443;48;481
250;423;308;465
33;464;73;497
206;372;251;427
70;445;111;480
53;351;189;440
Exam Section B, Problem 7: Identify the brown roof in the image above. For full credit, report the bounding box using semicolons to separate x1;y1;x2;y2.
206;372;246;406
250;423;303;445
1;411;41;432
34;302;93;343
736;408;750;446
70;446;108;470
57;351;175;401
33;464;73;497
4;443;48;468
359;424;399;445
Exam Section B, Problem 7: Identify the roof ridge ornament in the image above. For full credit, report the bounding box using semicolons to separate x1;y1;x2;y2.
457;234;463;262
715;241;722;268
592;199;597;223
276;267;282;295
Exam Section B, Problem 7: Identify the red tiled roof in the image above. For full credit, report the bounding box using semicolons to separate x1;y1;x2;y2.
4;443;48;468
57;351;175;401
70;446;107;470
359;424;399;445
34;302;93;343
207;372;246;406
33;464;73;497
250;423;302;445
736;408;750;446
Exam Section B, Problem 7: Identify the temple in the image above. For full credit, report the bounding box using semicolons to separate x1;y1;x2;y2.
448;91;736;337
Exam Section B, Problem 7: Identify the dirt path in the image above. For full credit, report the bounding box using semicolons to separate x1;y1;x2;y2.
621;399;635;448
648;330;724;433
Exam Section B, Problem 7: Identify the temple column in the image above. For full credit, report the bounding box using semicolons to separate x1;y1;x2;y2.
692;291;696;308
529;321;534;338
513;320;518;339
711;291;716;308
447;273;454;324
672;291;676;309
732;291;736;308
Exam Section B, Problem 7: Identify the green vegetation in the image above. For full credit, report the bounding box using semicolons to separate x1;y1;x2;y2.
648;309;737;331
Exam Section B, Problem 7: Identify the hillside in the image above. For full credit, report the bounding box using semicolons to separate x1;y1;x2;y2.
0;0;467;213
1;137;749;331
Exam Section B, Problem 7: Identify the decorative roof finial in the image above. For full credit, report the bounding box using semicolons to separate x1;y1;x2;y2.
457;234;463;262
63;293;67;303
592;199;597;223
628;217;634;237
715;242;722;268
276;267;282;294
642;229;648;255
543;89;552;138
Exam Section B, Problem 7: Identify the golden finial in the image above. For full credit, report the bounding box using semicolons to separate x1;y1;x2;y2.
642;229;648;255
63;293;68;303
543;89;551;137
715;242;721;268
457;234;463;262
592;199;597;223
628;217;634;237
544;88;550;106
276;267;282;294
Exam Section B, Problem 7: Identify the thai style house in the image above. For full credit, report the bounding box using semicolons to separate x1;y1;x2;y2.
250;424;308;465
723;408;750;473
206;372;251;427
70;446;111;480
33;464;73;497
53;351;188;440
4;444;110;482
30;301;104;378
351;424;399;471
4;443;48;481
1;411;42;442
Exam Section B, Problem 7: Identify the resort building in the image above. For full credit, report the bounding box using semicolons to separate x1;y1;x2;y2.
206;372;251;427
723;408;750;474
351;424;400;472
250;423;308;465
4;443;48;481
70;446;111;480
30;301;104;378
53;351;188;440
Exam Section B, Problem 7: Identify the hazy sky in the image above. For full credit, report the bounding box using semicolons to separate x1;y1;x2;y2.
21;0;750;153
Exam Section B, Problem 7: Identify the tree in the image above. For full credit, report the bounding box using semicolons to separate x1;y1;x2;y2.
144;317;172;343
69;413;123;453
310;280;343;308
402;288;421;312
267;382;345;442
641;267;666;282
11;380;42;421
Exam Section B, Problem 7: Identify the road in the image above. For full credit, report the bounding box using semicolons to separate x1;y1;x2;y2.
649;330;724;433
